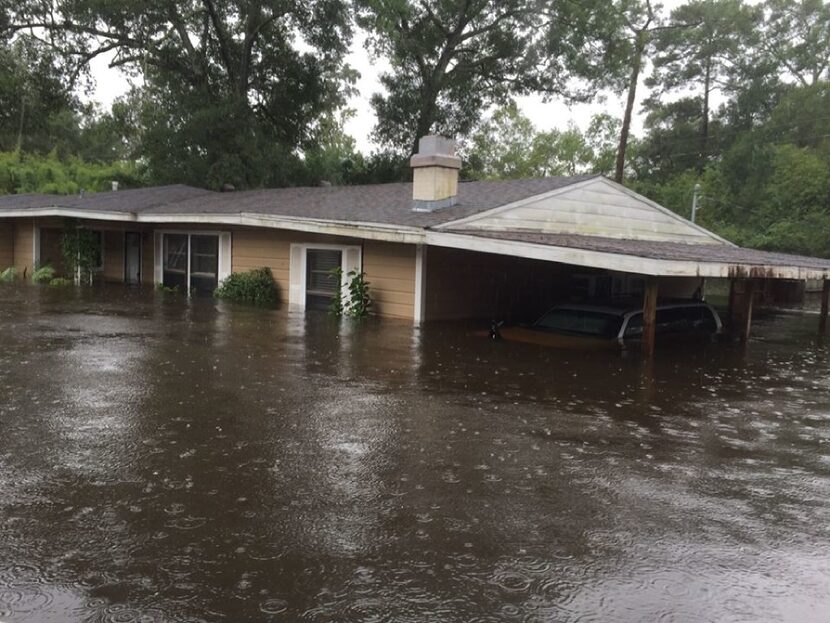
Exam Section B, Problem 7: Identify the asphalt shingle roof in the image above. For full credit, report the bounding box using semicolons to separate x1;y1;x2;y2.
0;177;595;226
448;230;830;271
0;184;214;213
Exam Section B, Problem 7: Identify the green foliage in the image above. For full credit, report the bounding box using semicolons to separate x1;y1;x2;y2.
465;104;619;179
31;264;55;284
49;277;72;287
155;283;180;294
327;267;372;318
214;267;279;306
60;224;101;284
328;267;344;316
0;150;141;195
0;266;16;282
344;271;372;319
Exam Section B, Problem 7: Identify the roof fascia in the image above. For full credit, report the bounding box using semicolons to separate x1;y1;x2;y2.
137;213;426;244
0;207;136;221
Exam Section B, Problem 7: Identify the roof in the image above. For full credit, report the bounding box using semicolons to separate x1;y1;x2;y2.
437;229;830;276
0;177;594;226
0;185;213;213
1;176;828;280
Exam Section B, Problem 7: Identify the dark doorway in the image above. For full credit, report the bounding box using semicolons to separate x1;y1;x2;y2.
125;232;142;285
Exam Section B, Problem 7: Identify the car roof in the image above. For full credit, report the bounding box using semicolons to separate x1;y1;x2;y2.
548;300;711;316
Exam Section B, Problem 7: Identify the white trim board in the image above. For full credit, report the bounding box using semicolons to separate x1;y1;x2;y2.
288;243;362;311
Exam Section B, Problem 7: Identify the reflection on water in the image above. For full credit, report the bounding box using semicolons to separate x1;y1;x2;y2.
1;284;829;622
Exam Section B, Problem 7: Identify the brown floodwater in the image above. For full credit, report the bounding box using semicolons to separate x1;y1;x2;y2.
1;284;829;622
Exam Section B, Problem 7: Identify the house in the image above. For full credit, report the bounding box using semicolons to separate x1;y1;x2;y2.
1;135;829;353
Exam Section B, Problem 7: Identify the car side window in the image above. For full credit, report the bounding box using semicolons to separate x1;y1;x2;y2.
624;313;643;338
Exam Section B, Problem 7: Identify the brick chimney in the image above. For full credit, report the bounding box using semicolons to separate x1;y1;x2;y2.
410;135;461;212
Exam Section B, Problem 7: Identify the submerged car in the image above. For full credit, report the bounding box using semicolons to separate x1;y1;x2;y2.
494;300;723;348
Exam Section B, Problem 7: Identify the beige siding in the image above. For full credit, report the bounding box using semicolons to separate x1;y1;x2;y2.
103;230;125;281
0;221;13;270
453;177;725;244
13;219;34;277
363;241;415;319
230;227;416;320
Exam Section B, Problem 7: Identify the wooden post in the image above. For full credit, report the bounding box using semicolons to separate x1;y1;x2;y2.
642;277;658;356
730;279;756;342
820;279;829;336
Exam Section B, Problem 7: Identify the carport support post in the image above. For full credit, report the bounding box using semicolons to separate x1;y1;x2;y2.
729;279;756;342
642;277;658;356
820;279;830;336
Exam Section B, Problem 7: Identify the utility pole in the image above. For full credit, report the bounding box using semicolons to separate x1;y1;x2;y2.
691;183;702;224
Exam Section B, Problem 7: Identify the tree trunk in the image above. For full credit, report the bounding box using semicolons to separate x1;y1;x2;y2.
698;60;711;176
615;34;646;184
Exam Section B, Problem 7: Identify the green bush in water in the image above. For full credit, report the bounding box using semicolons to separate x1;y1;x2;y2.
31;264;56;284
215;267;279;306
49;277;73;287
0;267;16;282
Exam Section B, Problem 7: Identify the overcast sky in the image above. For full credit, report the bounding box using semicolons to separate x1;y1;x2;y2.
87;2;691;152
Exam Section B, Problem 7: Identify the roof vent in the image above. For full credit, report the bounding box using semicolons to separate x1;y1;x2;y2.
410;135;461;212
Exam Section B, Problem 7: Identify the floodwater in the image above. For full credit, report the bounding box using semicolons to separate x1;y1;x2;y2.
1;285;829;623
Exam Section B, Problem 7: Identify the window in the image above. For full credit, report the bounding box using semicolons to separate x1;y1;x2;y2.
534;308;624;339
623;305;719;340
161;232;222;294
163;234;189;291
189;235;219;294
305;249;342;310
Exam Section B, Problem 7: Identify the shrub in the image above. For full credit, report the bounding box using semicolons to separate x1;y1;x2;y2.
31;264;56;284
155;283;180;294
49;277;73;287
0;267;16;282
215;267;279;306
328;268;372;319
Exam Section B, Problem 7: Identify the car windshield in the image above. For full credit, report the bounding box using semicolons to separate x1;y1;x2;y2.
534;308;624;339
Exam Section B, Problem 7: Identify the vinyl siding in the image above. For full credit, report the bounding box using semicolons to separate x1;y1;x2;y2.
103;230;124;281
13;219;35;277
362;241;415;319
231;227;416;319
454;177;724;244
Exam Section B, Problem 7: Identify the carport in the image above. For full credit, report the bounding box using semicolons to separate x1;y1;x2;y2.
422;228;830;355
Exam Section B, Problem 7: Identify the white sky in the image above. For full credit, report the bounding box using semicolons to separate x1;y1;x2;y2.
88;2;690;153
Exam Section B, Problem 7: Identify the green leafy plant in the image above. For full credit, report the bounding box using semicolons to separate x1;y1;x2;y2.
328;268;372;319
49;277;73;287
155;283;179;294
344;270;372;318
0;267;16;282
31;264;56;284
214;267;279;306
60;222;101;284
328;267;344;316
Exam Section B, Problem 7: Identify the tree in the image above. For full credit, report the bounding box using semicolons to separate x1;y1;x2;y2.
760;0;830;87
354;0;539;154
648;0;760;174
0;37;81;153
355;0;623;155
6;0;355;188
465;104;613;179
